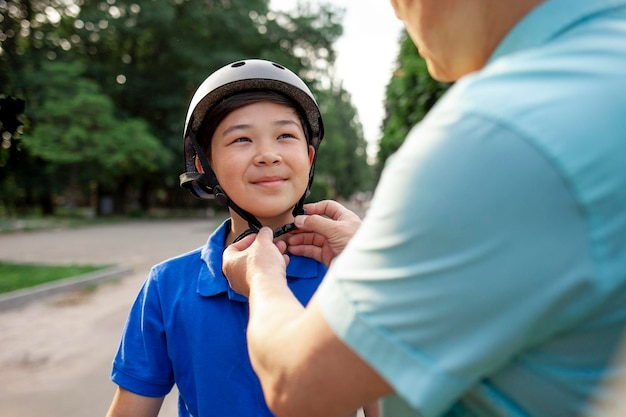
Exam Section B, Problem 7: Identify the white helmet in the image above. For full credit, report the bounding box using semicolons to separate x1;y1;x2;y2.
179;59;325;241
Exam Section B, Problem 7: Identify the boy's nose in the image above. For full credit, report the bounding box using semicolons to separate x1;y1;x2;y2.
254;147;282;165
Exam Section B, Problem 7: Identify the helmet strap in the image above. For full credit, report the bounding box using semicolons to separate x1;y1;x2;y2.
232;222;298;244
217;185;301;244
214;185;263;243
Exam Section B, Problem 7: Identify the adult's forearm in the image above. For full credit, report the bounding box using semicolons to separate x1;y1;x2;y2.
246;275;388;417
224;228;389;416
246;273;312;416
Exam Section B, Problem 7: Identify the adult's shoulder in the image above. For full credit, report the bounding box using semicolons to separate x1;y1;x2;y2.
438;20;626;141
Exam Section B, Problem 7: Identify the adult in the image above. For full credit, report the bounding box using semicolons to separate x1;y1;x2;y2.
223;0;626;416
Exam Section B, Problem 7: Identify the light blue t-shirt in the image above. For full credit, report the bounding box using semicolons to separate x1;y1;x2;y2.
318;0;626;416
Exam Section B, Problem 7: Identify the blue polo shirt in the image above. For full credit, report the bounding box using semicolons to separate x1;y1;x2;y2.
111;219;327;416
318;0;626;416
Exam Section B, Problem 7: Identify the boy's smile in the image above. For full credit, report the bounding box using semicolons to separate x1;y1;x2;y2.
251;176;287;187
210;100;315;233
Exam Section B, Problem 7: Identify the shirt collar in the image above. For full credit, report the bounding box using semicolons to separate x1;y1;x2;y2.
197;219;321;301
489;0;626;64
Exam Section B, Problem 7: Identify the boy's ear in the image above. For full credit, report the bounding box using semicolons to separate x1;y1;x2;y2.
308;145;316;166
194;156;204;173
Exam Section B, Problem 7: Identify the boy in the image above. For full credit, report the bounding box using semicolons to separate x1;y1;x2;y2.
105;59;372;416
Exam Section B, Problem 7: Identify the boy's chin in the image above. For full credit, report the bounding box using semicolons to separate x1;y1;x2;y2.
241;205;297;224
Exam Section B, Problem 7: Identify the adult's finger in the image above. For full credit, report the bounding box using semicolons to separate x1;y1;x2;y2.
294;212;336;234
302;200;348;220
287;239;324;264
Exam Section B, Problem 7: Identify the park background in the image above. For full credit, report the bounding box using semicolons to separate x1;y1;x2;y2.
0;0;450;220
1;0;449;415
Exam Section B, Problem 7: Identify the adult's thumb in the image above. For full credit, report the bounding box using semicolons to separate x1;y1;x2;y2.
295;214;331;235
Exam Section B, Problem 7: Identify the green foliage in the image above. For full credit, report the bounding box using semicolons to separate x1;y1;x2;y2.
307;177;334;203
377;33;451;176
315;83;373;197
21;60;170;190
0;0;368;214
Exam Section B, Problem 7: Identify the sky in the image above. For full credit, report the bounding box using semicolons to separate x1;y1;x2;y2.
269;0;406;156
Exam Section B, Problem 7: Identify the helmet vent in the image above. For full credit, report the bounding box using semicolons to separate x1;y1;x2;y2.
272;63;285;70
231;61;245;68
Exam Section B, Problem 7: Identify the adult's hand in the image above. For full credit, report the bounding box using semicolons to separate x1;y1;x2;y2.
223;227;289;297
288;200;362;267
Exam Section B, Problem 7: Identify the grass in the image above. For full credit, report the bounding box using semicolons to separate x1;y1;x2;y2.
0;262;108;294
0;216;128;234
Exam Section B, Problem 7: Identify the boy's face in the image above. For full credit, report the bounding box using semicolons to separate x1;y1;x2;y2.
210;101;315;226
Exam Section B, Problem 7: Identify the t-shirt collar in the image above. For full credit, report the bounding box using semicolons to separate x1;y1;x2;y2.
197;218;320;301
488;0;626;64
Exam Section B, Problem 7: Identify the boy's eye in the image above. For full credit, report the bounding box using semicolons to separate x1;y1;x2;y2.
278;133;297;140
233;137;251;143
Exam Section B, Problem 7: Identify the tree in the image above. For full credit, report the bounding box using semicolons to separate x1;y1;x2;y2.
1;0;370;215
0;95;26;215
1;0;94;214
21;60;170;213
0;95;25;164
312;82;372;200
376;32;451;176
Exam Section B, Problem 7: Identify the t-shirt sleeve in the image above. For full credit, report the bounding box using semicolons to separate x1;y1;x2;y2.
317;112;591;417
111;267;175;397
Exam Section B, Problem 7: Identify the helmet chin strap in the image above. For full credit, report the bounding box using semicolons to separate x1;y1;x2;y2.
214;185;301;244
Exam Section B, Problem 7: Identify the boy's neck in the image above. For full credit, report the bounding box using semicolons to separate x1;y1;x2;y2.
226;211;294;246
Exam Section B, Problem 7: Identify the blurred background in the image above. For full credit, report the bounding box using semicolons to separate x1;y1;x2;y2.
0;0;451;415
0;0;450;221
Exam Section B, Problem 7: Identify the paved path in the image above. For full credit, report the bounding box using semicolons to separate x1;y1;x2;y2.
0;218;225;417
